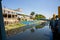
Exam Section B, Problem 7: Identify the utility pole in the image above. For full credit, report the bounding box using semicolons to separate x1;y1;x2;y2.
0;0;6;40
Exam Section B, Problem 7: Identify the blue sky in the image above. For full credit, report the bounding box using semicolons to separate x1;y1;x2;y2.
2;0;60;19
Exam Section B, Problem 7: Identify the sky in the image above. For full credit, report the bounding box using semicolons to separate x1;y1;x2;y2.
2;0;60;19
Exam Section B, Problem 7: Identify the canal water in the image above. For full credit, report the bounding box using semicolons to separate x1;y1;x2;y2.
7;22;52;40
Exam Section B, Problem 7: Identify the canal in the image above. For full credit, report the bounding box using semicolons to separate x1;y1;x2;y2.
7;22;52;40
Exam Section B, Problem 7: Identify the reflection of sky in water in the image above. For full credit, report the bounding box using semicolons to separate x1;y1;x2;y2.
7;22;52;40
20;21;40;25
20;21;34;25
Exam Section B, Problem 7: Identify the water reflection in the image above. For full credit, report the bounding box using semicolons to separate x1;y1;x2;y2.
35;23;46;29
30;28;35;32
6;22;46;37
35;25;43;29
7;22;52;40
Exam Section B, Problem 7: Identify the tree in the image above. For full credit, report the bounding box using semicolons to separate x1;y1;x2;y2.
30;12;35;19
35;14;46;20
30;12;35;16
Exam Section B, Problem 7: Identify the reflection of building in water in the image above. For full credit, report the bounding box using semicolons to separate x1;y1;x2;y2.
2;8;19;25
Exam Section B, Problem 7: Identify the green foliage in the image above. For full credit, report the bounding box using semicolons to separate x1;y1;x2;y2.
35;14;46;20
35;25;43;29
5;23;25;31
30;28;35;32
30;12;46;20
30;12;35;16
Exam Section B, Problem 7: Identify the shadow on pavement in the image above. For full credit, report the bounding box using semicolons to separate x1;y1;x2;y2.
52;32;60;40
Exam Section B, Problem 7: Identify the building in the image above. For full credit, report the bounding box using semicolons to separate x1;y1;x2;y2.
58;6;60;19
2;8;19;25
2;8;34;25
17;13;33;21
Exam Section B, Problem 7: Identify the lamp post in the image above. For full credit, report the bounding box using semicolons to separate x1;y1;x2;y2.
0;0;6;40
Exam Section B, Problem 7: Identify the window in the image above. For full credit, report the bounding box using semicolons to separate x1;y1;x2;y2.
12;12;13;14
8;15;11;18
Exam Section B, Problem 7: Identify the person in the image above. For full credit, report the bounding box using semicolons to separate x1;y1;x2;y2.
49;15;58;40
49;18;56;32
56;17;60;40
55;15;58;33
49;15;58;32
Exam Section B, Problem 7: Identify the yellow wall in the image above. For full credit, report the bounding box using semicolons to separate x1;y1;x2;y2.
58;6;60;18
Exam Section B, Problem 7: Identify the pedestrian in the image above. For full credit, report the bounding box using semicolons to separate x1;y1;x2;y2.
49;18;56;32
49;15;59;40
55;15;58;33
57;18;60;40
